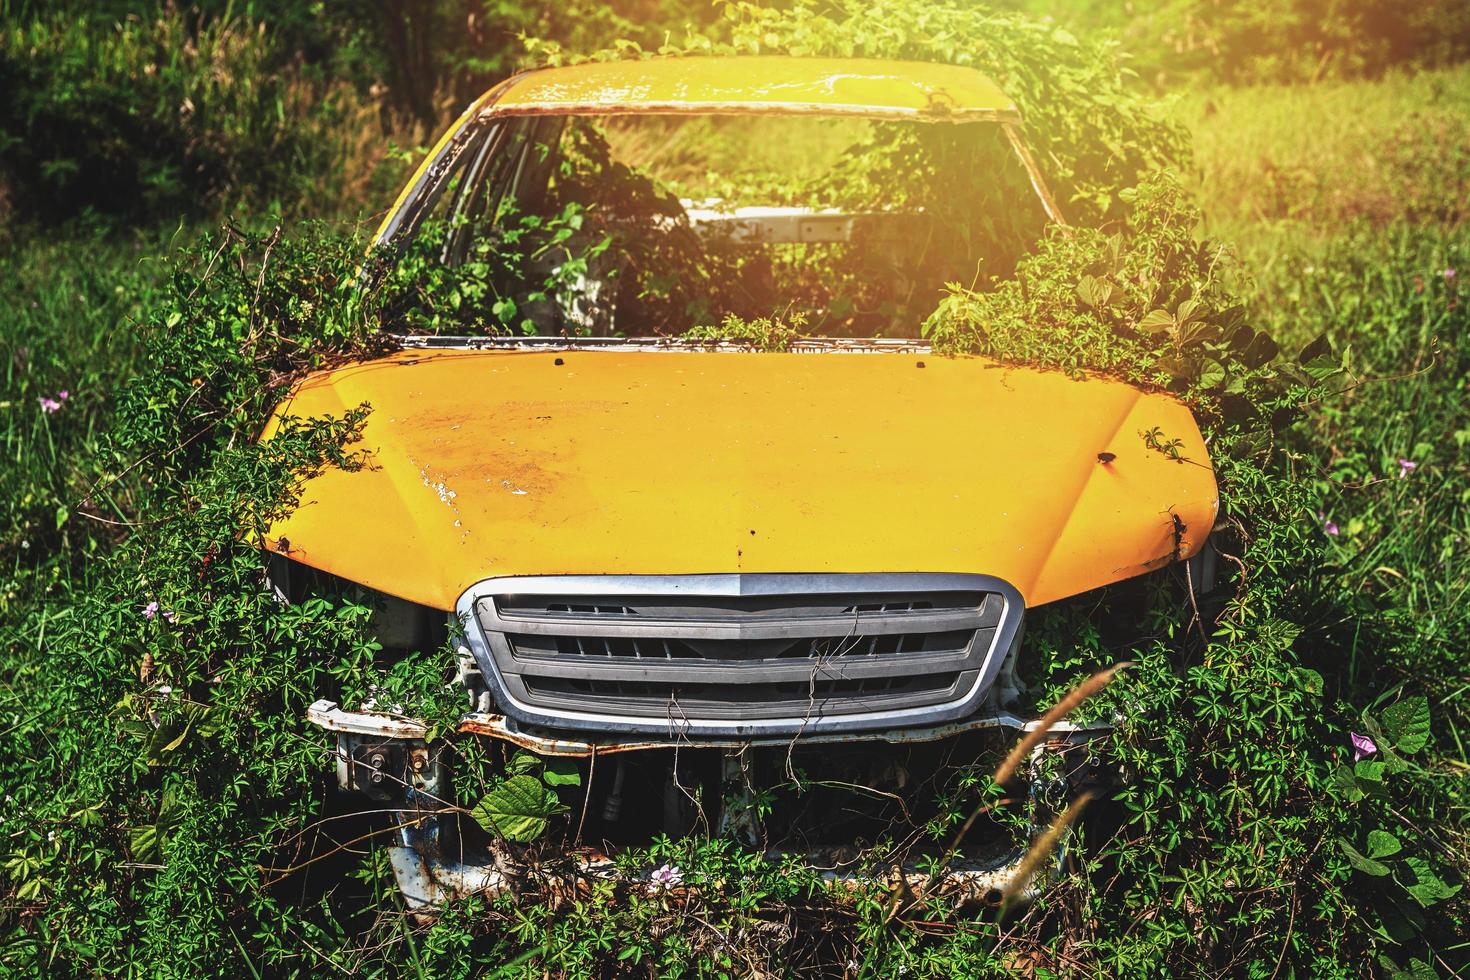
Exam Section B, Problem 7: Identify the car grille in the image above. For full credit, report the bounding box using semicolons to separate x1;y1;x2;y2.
461;574;1023;737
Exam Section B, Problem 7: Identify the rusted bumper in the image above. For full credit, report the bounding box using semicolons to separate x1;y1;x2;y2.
307;699;1104;755
387;832;1039;910
307;699;1104;911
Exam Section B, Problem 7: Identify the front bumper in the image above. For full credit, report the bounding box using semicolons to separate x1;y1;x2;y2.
306;700;1109;912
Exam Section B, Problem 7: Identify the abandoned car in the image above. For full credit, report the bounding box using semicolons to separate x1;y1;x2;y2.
262;57;1219;908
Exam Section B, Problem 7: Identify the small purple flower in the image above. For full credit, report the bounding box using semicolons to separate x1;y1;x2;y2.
1397;458;1418;478
58;390;70;401
1318;511;1340;536
650;863;683;888
142;601;160;620
39;397;63;414
1350;732;1377;762
162;609;178;624
1444;268;1457;281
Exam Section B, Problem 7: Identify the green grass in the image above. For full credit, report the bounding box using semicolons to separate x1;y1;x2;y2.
1171;62;1470;776
1166;72;1470;943
1272;225;1469;744
1178;63;1470;253
0;230;180;606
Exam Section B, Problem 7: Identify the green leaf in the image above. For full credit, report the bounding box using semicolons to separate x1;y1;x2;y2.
1175;320;1219;347
471;774;567;843
1137;309;1175;333
1155;354;1189;380
158;723;193;756
1298;332;1333;365
1380;697;1431;754
128;824;165;865
1380;743;1412;775
1379;954;1438;980
1366;830;1402;860
1298;332;1341;380
1375;896;1426;943
1194;357;1226;389
1242;331;1279;368
1357;716;1409;772
1402;856;1460;907
1340;839;1391;877
1333;764;1363;802
504;751;542;777
1075;275;1113;309
1354;758;1387;784
541;758;582;787
127;791;183;864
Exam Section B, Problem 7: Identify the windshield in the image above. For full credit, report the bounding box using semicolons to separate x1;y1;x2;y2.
377;113;1048;339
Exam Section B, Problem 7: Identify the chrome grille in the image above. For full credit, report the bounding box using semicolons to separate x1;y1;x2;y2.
458;574;1024;737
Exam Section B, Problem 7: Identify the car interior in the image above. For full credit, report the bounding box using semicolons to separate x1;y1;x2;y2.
381;113;1048;338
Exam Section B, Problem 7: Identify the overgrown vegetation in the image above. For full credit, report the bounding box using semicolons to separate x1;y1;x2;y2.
0;10;354;223
1;1;1466;977
997;0;1470;86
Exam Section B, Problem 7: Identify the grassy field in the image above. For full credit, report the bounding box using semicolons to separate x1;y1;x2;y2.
1183;63;1470;265
1;7;1467;975
1178;64;1470;756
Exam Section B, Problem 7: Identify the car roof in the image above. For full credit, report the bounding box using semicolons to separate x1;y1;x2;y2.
481;56;1020;123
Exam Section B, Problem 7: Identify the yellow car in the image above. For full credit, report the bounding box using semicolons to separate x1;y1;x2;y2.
268;56;1217;908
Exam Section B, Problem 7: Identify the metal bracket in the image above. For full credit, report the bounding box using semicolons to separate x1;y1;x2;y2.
311;701;444;804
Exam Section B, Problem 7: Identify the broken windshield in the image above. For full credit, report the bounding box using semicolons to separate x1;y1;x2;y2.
376;113;1049;339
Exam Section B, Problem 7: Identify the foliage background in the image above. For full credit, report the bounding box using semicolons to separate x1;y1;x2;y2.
1;1;1467;976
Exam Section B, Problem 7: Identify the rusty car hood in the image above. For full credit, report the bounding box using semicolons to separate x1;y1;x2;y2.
261;348;1218;612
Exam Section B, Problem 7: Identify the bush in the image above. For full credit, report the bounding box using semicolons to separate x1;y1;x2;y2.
0;227;387;974
533;0;1191;224
3;198;1461;979
0;10;353;225
999;0;1470;86
924;177;1468;973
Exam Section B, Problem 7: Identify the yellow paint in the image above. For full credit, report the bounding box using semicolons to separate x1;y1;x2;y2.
262;350;1218;612
490;57;1018;122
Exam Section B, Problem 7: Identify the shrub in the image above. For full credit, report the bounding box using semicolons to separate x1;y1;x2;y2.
0;227;388;974
531;0;1191;224
0;10;352;225
922;176;1467;973
999;0;1470;86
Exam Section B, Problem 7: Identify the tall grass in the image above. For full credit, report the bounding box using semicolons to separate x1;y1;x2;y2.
0;231;176;601
1269;227;1468;739
1179;63;1470;256
1176;68;1469;891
